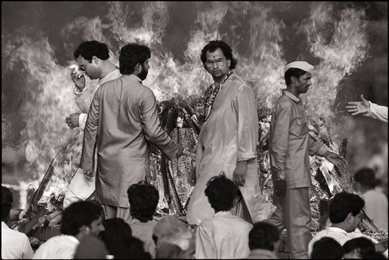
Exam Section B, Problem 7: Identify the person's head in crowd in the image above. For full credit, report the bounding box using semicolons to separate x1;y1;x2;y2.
2;186;13;223
73;235;109;259
204;171;238;213
114;236;151;259
119;43;151;80
152;215;188;246
156;229;195;259
248;222;280;254
318;199;331;230
329;191;364;232
60;200;105;240
342;237;376;259
359;251;386;259
311;237;344;259
354;168;376;193
99;218;132;256
127;182;159;222
73;40;111;80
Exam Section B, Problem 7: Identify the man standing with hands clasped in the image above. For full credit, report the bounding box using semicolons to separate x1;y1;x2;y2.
266;61;347;259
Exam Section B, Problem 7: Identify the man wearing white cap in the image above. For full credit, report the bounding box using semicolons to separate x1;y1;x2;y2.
266;61;347;259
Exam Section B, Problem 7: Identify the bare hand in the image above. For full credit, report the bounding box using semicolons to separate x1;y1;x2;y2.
233;161;247;187
70;67;86;90
346;94;370;116
176;144;185;158
84;170;93;182
324;151;347;172
65;113;80;129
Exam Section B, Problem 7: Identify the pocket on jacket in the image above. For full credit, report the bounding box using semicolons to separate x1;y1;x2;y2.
291;117;309;137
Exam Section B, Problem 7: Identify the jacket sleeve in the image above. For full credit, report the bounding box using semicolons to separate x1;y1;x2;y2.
269;102;292;180
140;89;178;160
80;89;99;171
233;84;258;161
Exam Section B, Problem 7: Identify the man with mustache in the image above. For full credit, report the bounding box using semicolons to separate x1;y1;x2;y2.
80;43;183;222
266;61;347;259
187;40;263;225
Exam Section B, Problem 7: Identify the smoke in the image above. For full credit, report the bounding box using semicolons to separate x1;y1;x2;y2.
1;1;387;207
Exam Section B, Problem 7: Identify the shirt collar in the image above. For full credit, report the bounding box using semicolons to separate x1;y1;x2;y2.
214;211;233;217
2;221;10;229
283;89;301;103
326;226;348;235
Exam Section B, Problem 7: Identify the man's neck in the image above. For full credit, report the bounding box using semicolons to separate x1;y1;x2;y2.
99;61;117;80
330;222;348;232
285;86;300;98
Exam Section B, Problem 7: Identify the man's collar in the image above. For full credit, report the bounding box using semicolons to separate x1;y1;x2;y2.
283;89;301;103
127;74;142;82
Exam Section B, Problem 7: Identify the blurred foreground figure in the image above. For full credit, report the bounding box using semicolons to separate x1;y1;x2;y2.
196;173;252;259
346;94;388;123
245;222;280;259
310;237;343;259
74;235;109;259
2;186;34;259
354;167;388;230
33;201;104;259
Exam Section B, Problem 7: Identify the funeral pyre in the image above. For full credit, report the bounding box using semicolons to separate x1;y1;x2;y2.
13;95;387;249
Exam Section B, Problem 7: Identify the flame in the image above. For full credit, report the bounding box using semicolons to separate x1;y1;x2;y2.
1;2;380;208
299;2;369;122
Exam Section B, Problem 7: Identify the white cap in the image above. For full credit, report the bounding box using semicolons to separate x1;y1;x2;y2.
285;61;314;73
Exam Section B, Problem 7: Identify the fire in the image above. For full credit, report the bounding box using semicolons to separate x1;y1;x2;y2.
1;2;380;209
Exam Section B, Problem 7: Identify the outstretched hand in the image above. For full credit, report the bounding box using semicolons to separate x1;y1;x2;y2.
324;151;347;172
346;94;370;116
233;161;247;187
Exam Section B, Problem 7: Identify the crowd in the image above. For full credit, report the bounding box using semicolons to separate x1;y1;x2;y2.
2;38;388;259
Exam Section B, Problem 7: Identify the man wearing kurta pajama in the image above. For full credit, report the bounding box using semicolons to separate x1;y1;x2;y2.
267;61;346;259
186;40;263;225
81;43;181;222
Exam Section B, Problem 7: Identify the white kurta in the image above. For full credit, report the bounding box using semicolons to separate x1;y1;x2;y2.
195;211;252;259
186;73;263;225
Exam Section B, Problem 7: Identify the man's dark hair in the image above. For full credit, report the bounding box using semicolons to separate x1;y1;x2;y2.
311;237;344;259
73;40;110;62
60;200;103;236
100;218;133;256
248;222;280;251
200;40;238;70
2;186;13;221
329;191;364;224
127;182;159;222
109;235;151;259
204;172;238;212
119;43;151;75
284;68;307;86
343;237;375;257
354;168;376;189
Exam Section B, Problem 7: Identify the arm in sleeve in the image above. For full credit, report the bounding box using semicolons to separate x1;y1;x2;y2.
22;234;34;259
195;221;217;259
308;134;328;156
140;90;178;160
80;89;99;171
269;102;292;180
234;85;258;161
365;102;388;123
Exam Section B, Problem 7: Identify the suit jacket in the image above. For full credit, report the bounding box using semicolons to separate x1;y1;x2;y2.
81;74;178;207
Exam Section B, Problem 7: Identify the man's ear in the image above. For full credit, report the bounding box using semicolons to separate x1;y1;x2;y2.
227;59;231;68
346;212;354;224
91;56;99;65
80;225;90;235
134;63;142;73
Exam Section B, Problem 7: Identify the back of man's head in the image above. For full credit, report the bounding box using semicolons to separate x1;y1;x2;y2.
354;168;376;190
343;237;375;259
204;172;238;212
329;191;364;224
311;237;344;259
248;222;280;251
73;40;110;61
119;43;151;75
128;182;159;222
112;236;151;259
60;200;103;236
100;218;132;255
2;186;13;221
